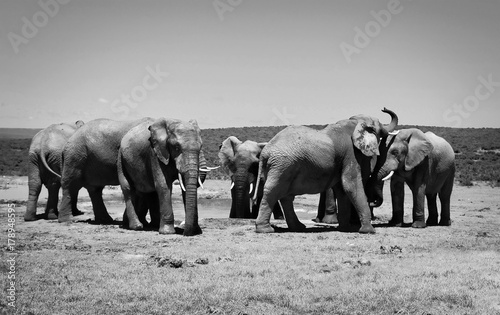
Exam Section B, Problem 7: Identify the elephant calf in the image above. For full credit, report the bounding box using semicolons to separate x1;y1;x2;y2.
118;117;204;236
377;128;455;227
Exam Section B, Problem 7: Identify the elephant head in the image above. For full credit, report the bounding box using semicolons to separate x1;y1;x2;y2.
376;128;434;182
148;118;203;236
349;108;398;207
219;136;266;218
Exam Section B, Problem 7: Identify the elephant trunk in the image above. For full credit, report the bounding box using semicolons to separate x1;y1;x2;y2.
382;108;398;133
230;169;252;218
182;152;201;236
367;178;384;208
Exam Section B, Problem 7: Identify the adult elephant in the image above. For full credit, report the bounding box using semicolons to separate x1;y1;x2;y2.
218;136;284;219
254;108;398;234
58;118;150;224
24;121;85;221
376;128;455;228
118;118;207;235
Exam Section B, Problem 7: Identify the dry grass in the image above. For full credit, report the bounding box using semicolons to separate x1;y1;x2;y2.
1;178;500;314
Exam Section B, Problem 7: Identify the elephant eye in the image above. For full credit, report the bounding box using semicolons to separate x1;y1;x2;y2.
391;149;399;156
365;126;376;134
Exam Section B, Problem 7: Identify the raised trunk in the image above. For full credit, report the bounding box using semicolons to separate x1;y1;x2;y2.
182;153;201;236
382;108;398;133
230;169;252;218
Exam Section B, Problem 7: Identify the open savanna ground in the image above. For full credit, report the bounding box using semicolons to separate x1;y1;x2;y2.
1;177;500;315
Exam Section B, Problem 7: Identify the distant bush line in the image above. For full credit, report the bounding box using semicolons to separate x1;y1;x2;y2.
1;125;499;186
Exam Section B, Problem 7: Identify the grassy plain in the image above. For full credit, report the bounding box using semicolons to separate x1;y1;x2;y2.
1;177;499;315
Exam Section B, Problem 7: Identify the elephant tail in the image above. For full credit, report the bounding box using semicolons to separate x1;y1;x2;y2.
40;137;61;179
252;154;266;206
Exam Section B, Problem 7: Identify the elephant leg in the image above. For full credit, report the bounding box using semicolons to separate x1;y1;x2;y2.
58;184;82;223
45;182;60;220
272;201;284;220
314;191;327;223
411;184;427;228
71;189;84;217
87;186;114;224
155;180;174;235
255;176;281;233
280;196;305;232
336;188;354;232
438;173;454;226
426;193;438;226
342;172;374;234
123;189;143;230
25;167;42;221
389;178;405;227
322;188;338;224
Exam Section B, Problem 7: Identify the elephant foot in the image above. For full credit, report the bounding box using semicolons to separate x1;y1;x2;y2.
322;214;338;225
159;224;176;235
255;223;275;233
412;220;427;228
24;213;38;221
288;221;306;232
426;217;439;226
46;212;58;220
94;215;115;225
183;224;202;236
438;219;451;226
72;209;85;216
359;223;375;234
58;214;73;223
388;219;403;227
129;221;144;231
312;217;321;223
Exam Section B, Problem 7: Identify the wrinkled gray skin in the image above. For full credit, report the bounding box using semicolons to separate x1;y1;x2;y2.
24;121;85;221
376;129;455;228
218;136;284;219
255;109;398;234
314;155;381;225
118;118;204;236
58;118;150;224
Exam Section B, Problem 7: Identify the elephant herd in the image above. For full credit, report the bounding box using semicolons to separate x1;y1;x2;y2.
24;109;456;236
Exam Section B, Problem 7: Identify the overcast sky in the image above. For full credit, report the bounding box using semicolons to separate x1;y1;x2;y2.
1;0;499;129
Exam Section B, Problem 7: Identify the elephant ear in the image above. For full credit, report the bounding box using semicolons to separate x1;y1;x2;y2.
404;129;434;171
218;136;242;173
149;118;170;166
352;120;380;157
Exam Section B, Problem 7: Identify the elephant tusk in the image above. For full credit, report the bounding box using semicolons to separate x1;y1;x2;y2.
198;177;204;189
178;174;186;191
249;183;254;195
389;131;400;136
230;181;234;190
199;166;220;172
382;171;394;181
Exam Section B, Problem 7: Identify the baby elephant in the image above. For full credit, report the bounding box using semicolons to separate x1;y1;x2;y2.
377;129;455;227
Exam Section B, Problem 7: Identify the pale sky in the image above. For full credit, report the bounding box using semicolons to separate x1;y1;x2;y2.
1;0;499;129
